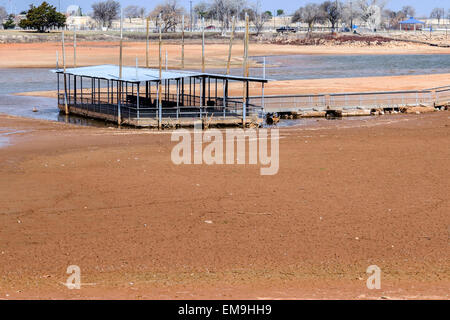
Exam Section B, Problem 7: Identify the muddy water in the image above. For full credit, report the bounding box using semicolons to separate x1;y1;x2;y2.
223;54;450;80
0;94;117;128
1;54;448;129
0;68;56;95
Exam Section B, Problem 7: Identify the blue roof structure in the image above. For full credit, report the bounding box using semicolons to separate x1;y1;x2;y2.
52;65;269;83
399;17;425;24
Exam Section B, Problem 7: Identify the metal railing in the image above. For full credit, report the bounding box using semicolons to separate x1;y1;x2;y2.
58;93;263;122
245;85;450;112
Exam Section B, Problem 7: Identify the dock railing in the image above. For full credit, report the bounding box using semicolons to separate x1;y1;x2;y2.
246;85;450;113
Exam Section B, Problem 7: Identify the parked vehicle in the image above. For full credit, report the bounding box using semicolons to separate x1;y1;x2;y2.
276;26;296;33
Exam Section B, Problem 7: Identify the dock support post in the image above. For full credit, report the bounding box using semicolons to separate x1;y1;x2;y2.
57;73;60;104
201;17;205;73
242;13;249;126
223;79;226;118
137;83;140;122
158;81;162;128
74;75;77;105
200;77;203;119
226;16;236;75
181;15;185;69
62;29;69;115
176;79;180;119
146;17;150;68
158;13;162;129
262;57;265;112
118;81;122;125
73;26;77;68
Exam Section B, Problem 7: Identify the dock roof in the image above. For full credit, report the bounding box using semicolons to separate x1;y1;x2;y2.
53;65;269;83
399;17;425;24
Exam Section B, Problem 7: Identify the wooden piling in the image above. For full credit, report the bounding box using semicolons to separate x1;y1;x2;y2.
62;30;69;115
118;9;123;125
201;17;205;73
181;15;185;69
242;14;249;125
73;27;77;68
158;14;163;129
226;16;236;75
146;17;150;68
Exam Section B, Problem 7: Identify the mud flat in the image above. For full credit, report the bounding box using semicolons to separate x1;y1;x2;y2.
0;111;448;299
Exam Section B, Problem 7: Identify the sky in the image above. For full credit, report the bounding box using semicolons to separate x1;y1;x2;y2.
1;0;449;17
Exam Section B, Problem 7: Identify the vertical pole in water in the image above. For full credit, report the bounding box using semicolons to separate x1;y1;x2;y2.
158;14;163;129
201;17;205;73
223;79;226;118
73;26;77;68
136;56;138;79
62;29;69;115
200;77;203;119
146;17;150;68
176;79;179;119
181;15;185;69
226;16;236;75
118;9;123;125
262;56;265;112
137;83;140;122
242;13;249;126
136;57;139;122
165;49;168;71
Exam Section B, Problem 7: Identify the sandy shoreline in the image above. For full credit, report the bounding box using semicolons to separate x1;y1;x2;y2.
1;41;450;69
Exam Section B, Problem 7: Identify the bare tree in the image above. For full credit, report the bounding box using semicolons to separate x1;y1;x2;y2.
0;6;7;25
430;8;445;25
292;4;322;33
382;8;406;29
92;0;120;29
151;0;184;32
203;0;246;31
357;0;385;30
123;5;140;22
139;7;146;19
320;1;343;32
194;2;211;19
251;1;270;35
400;5;415;18
209;0;228;30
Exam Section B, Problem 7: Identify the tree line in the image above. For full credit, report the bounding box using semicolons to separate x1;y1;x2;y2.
1;0;450;33
292;1;450;33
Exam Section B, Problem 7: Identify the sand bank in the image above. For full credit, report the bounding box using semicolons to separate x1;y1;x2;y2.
1;41;450;69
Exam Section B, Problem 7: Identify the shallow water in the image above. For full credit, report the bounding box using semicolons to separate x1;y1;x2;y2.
1;54;449;95
0;53;448;129
0;94;118;128
0;68;56;95
220;54;450;80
